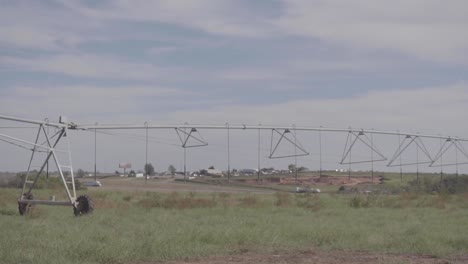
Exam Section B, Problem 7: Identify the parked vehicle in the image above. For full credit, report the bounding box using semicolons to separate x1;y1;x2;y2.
84;181;102;187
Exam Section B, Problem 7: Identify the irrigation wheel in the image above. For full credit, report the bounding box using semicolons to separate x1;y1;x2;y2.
18;193;34;215
73;194;94;216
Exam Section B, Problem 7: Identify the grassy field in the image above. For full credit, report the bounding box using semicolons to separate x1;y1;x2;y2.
1;181;468;264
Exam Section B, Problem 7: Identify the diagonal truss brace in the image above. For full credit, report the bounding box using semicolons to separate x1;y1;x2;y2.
5;124;78;207
175;127;208;148
387;135;433;167
430;138;468;167
340;131;387;164
269;128;309;159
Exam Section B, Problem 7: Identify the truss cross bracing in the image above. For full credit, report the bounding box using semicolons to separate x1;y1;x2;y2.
430;138;468;167
269;128;309;159
340;130;387;165
387;135;434;167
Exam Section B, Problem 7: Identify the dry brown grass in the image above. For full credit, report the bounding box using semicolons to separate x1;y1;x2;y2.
274;192;291;207
25;205;48;219
238;194;261;208
137;191;216;210
296;193;322;212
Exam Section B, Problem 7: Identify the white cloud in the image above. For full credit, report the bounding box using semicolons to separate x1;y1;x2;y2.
2;0;467;65
61;0;468;63
0;2;103;51
221;58;387;81
1;54;170;80
0;85;186;120
62;0;276;37
0;26;59;50
276;0;468;63
221;68;287;81
147;46;178;56
3;82;466;138
164;82;468;136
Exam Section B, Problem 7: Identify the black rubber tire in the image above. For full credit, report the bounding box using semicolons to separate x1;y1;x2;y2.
18;193;34;216
73;194;94;216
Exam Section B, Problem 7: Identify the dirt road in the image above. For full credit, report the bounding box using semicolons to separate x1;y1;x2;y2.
96;177;275;194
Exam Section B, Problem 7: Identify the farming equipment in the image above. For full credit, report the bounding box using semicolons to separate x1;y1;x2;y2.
2;113;468;216
0;114;93;216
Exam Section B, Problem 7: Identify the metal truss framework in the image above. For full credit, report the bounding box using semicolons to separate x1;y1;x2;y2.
72;121;468;179
175;127;208;148
1;113;468;214
269;128;309;159
387;135;433;167
0;115;95;216
430;138;468;167
340;130;387;165
174;126;208;180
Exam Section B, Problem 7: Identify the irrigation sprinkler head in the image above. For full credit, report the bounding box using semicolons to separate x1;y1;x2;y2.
59;116;68;124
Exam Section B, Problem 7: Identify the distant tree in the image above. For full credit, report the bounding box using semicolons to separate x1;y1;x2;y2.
144;163;155;176
129;170;136;177
199;169;208;176
76;169;85;178
232;168;238;173
115;170;120;175
208;165;215;169
168;165;176;175
288;164;296;172
297;166;308;172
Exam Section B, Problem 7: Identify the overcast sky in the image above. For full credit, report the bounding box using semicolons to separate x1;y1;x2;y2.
1;0;467;174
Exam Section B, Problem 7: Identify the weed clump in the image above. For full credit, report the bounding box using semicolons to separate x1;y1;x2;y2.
274;192;291;207
238;195;261;208
25;206;48;219
406;175;468;194
218;192;236;208
349;194;370;208
295;193;322;211
137;192;216;210
122;195;132;202
0;208;16;216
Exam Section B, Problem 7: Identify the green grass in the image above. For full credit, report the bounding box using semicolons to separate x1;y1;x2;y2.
1;188;468;264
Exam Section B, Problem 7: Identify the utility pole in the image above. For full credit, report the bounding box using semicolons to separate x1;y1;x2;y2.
184;147;186;182
226;123;230;183
45;118;49;181
371;131;374;183
294;124;297;183
257;123;261;183
145;122;148;184
319;126;322;178
94;122;97;182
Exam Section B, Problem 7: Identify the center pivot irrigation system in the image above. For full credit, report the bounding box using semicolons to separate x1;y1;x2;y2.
1;113;468;216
